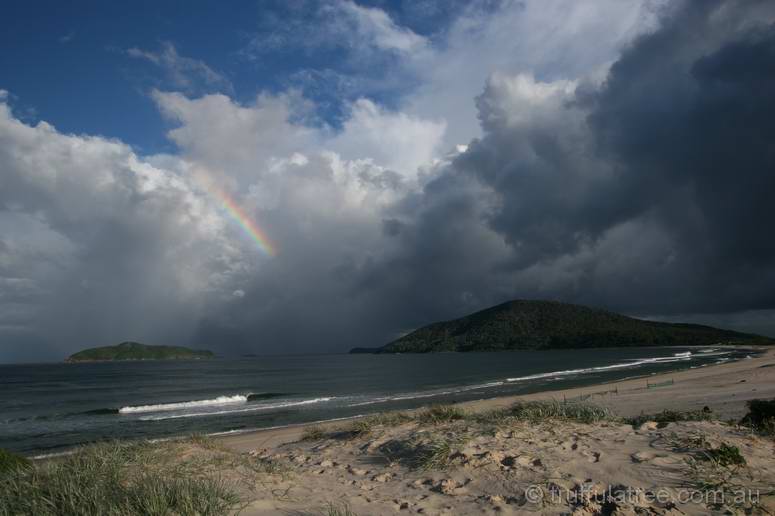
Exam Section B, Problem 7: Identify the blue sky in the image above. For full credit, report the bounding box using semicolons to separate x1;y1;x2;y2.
1;0;470;154
3;0;775;362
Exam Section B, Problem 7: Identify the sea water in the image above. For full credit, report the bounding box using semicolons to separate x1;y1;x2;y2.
0;346;754;455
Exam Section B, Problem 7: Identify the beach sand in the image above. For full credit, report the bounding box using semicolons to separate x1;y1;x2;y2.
214;349;775;515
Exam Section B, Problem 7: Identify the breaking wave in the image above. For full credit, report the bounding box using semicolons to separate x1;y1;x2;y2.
119;395;249;414
138;397;335;421
504;354;692;383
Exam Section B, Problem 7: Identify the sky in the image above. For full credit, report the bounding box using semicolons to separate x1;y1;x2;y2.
1;0;775;362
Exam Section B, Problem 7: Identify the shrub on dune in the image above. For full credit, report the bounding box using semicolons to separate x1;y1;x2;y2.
740;398;775;434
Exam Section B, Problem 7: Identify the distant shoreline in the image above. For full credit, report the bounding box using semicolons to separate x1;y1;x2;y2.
27;345;770;460
64;357;214;363
218;345;774;452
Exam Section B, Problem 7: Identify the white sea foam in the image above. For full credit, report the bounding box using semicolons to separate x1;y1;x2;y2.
125;351;707;420
349;355;699;407
119;395;248;414
346;381;505;407
504;355;691;383
138;397;334;421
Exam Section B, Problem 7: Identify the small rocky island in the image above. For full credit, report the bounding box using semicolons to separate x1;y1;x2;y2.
66;341;214;362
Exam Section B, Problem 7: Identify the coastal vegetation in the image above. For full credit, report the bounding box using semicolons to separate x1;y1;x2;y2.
3;397;775;515
0;434;296;516
0;440;239;515
0;449;30;475
65;341;214;362
354;299;772;353
627;407;717;428
740;398;775;435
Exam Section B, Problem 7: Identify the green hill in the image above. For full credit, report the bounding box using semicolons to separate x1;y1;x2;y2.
66;342;214;362
355;300;772;353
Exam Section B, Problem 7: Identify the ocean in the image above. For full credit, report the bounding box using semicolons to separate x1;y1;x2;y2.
0;346;755;455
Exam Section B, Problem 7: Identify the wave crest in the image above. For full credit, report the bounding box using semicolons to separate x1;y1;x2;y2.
119;395;248;414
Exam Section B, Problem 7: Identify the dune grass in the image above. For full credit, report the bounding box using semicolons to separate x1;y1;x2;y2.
508;399;615;423
0;448;31;476
412;434;467;471
301;425;326;441
0;441;240;516
378;432;468;472
338;400;615;441
628;407;716;428
186;432;225;451
344;412;413;439
324;501;359;516
703;443;746;467
414;404;466;425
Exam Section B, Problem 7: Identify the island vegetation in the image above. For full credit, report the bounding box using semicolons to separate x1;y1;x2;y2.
65;341;214;362
352;300;772;353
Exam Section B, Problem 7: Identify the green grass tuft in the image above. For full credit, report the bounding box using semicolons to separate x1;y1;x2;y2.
410;434;468;471
366;411;413;427
415;405;466;425
0;448;31;476
186;432;223;451
346;419;376;438
703;443;746;467
324;501;358;516
628;407;715;428
341;412;413;439
508;400;615;424
301;425;326;441
0;441;240;516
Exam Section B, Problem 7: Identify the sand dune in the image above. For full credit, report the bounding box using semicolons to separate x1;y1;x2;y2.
214;348;775;515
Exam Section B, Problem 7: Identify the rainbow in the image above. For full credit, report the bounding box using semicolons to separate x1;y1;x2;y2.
187;167;276;255
212;185;276;255
191;169;275;255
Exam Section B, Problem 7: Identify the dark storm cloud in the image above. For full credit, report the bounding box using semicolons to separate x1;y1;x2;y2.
190;0;775;354
3;0;775;362
586;0;775;312
332;0;775;338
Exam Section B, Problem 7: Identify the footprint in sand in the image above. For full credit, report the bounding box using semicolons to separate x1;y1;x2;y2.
630;451;679;465
560;438;580;451
500;454;542;469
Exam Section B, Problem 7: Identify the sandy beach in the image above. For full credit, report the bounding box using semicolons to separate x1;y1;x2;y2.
206;348;775;514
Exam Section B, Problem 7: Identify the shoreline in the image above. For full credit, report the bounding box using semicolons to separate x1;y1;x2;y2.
217;346;775;453
23;346;775;514
27;346;771;459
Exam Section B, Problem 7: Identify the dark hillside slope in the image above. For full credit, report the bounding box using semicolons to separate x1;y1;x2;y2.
367;300;770;353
